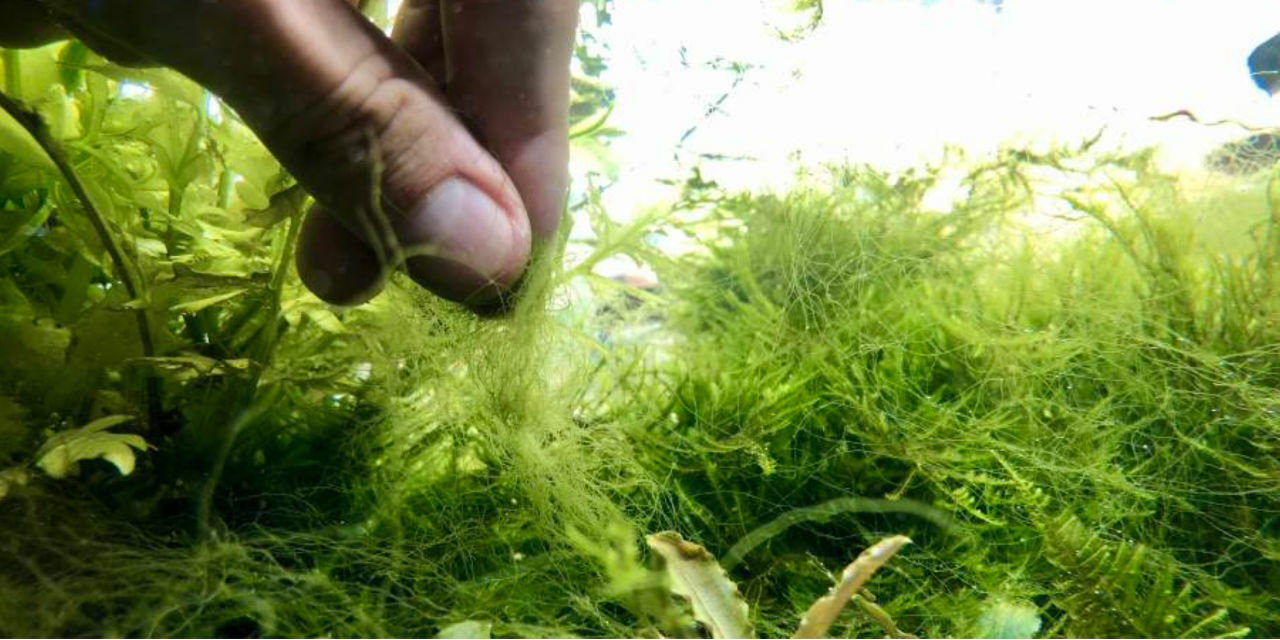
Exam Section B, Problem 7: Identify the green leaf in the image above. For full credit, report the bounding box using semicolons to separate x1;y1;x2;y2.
0;104;55;171
170;288;249;313
0;395;27;461
8;44;60;102
125;355;252;381
57;41;91;91
646;531;754;639
569;102;614;140
304;307;345;334
235;177;271;210
0;196;53;256
54;253;95;324
243;184;306;229
0;467;29;501
85;64;204;107
35;415;149;479
356;0;390;25
435;620;492;639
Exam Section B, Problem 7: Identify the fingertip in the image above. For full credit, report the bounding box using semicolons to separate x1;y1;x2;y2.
396;177;531;308
497;129;569;241
403;255;513;311
296;205;386;306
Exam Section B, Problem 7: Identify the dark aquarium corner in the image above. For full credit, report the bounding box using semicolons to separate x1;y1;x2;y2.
1;1;1278;638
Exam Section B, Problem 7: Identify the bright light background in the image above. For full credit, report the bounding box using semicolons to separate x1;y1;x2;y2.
582;0;1280;217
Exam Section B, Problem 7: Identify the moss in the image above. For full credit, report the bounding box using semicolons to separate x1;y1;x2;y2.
636;156;1278;638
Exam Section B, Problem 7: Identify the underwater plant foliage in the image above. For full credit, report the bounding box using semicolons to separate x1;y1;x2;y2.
1;33;1279;640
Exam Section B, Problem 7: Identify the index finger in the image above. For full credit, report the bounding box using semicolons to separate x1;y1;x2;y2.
393;0;579;241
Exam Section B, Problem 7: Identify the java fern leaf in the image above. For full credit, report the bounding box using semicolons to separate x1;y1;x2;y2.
35;415;149;479
794;535;911;640
646;531;754;639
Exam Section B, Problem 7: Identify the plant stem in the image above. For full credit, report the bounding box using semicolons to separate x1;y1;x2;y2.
259;187;305;368
1262;167;1279;303
198;187;304;541
195;393;272;542
0;91;159;426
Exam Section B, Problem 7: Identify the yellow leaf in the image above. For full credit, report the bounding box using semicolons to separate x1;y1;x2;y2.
35;415;150;479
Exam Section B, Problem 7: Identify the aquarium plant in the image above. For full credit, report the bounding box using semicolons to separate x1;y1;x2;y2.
1;4;1278;639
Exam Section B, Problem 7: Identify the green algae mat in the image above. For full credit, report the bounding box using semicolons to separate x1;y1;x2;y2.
1;36;1279;640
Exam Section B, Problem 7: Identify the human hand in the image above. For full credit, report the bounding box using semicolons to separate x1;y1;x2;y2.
1;0;579;310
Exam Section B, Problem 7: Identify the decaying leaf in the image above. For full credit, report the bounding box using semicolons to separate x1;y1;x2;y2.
646;530;754;639
793;535;911;639
35;415;150;479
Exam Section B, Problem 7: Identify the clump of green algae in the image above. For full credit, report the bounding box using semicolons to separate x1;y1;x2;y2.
0;40;1278;639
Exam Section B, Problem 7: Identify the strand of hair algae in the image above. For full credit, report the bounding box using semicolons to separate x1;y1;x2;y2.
469;240;634;542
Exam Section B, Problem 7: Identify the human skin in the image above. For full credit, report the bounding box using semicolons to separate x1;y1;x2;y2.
0;0;579;310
